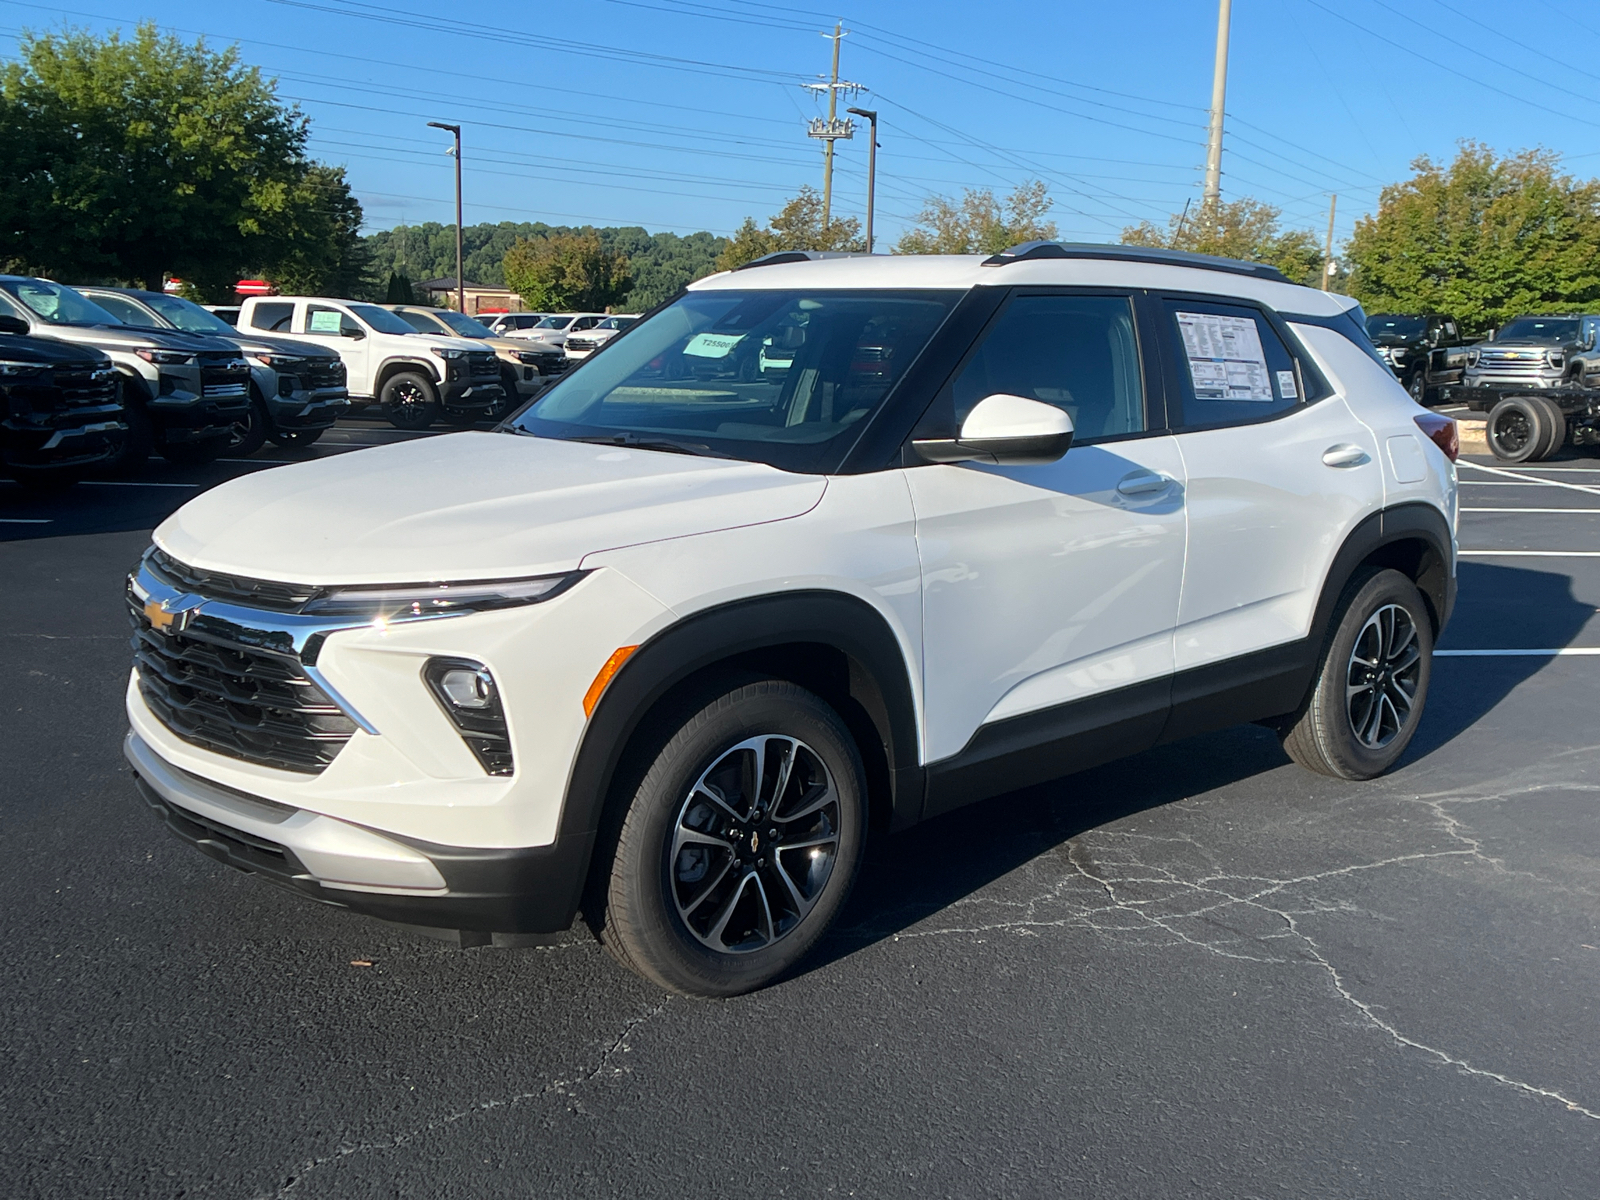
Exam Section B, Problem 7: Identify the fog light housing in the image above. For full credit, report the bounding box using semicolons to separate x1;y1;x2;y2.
423;657;513;776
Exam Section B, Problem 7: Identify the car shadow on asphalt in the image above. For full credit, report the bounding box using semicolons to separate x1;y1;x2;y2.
808;560;1594;971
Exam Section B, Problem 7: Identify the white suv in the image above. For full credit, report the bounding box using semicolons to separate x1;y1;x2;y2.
125;245;1458;996
240;296;503;430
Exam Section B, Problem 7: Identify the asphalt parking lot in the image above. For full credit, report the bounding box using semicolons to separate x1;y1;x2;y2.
3;423;1599;1199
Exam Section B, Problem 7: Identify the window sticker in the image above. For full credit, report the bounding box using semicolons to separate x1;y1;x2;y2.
308;309;342;333
1175;311;1273;401
1276;369;1298;399
683;331;745;359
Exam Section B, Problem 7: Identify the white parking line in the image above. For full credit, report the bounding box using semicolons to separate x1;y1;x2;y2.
78;480;199;489
1460;507;1600;513
218;458;294;465
1437;648;1600;657
0;518;52;524
1457;461;1600;496
1458;550;1600;557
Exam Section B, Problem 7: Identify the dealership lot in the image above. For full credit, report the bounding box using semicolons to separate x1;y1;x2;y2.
2;432;1598;1198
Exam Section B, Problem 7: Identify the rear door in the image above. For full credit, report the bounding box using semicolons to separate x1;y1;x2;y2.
909;289;1187;804
1152;294;1383;729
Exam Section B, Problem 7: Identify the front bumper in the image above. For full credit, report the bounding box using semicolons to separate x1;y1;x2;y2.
439;378;504;412
273;393;351;431
127;730;592;935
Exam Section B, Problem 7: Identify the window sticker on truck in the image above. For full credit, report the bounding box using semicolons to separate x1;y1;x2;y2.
308;310;342;333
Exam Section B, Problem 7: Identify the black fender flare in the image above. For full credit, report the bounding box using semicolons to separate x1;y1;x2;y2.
553;590;923;914
374;357;443;394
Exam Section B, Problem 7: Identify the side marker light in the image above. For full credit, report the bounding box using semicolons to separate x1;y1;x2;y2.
583;646;639;717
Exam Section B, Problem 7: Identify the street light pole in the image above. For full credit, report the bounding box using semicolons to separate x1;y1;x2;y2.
1202;0;1232;224
428;121;464;314
847;107;878;252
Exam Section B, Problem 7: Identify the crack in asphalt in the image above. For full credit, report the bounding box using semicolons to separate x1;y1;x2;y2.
870;788;1600;1124
261;998;671;1199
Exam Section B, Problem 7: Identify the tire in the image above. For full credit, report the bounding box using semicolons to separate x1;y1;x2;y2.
1530;395;1568;459
380;371;439;430
107;387;152;472
159;434;229;466
1406;372;1427;405
226;394;270;457
1486;396;1555;463
601;679;867;997
1282;568;1433;781
270;428;324;449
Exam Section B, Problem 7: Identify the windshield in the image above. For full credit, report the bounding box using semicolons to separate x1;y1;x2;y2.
510;288;960;473
1495;317;1581;344
1;279;124;327
1366;315;1427;341
536;315;574;330
349;303;426;336
598;316;637;331
393;309;439;334
433;310;492;338
141;292;236;335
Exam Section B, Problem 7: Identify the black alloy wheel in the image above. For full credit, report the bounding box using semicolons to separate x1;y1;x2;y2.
600;679;867;996
1486;395;1555;463
381;371;440;431
1407;372;1426;404
227;394;270;457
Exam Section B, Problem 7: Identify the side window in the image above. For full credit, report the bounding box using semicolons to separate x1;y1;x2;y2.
305;305;359;336
950;294;1145;441
1441;320;1460;343
249;301;294;333
573;316;600;331
91;294;151;325
1161;298;1302;429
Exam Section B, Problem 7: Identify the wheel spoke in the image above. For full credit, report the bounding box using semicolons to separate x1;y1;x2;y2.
750;872;776;945
680;856;736;917
672;825;734;857
706;870;755;945
693;781;744;825
774;831;837;853
770;853;816;918
779;781;836;824
765;738;796;813
1362;688;1387;743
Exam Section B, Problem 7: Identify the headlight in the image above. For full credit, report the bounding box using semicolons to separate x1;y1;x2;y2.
1389;349;1407;363
135;348;195;365
251;354;308;371
1467;349;1480;367
518;352;539;365
430;347;464;360
1547;350;1565;368
0;359;45;377
300;571;586;618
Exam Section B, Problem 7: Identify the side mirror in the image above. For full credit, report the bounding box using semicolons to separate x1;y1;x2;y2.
0;314;28;335
913;393;1075;465
341;326;365;340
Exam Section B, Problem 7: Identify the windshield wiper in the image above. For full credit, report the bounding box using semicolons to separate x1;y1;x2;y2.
566;433;728;458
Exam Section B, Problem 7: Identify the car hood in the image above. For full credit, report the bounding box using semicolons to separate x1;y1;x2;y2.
34;323;239;354
1482;340;1566;350
154;431;828;584
226;332;341;360
0;332;112;366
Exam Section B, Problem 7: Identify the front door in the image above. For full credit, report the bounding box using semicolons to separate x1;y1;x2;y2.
908;291;1187;811
303;304;370;397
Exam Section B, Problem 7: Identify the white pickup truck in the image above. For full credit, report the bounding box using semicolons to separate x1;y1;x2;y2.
239;296;504;430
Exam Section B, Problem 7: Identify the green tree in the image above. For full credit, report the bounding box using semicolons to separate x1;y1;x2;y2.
0;23;366;294
714;187;863;271
1121;197;1324;285
896;180;1057;255
1343;143;1600;330
502;230;631;311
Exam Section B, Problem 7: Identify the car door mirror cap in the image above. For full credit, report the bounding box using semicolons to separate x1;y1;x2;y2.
341;326;366;340
914;393;1075;465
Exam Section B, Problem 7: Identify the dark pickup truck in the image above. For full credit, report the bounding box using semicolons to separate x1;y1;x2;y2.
0;313;126;487
1447;313;1600;462
1365;313;1468;405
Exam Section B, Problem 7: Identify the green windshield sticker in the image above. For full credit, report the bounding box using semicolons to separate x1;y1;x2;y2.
308;310;342;333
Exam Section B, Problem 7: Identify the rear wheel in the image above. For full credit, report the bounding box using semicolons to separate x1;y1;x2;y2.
1407;372;1427;404
1530;395;1568;459
1282;569;1433;780
601;679;867;997
1486;396;1555;462
381;371;439;430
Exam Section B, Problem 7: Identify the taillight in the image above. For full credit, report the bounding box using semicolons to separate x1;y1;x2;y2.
1414;412;1459;462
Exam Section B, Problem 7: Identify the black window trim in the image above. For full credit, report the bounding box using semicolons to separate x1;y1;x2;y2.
1149;288;1333;436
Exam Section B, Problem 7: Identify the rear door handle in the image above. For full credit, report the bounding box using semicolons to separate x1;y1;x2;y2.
1322;443;1371;468
1116;470;1175;496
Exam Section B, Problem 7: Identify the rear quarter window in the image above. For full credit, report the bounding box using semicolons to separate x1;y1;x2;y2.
1158;297;1311;429
249;301;294;333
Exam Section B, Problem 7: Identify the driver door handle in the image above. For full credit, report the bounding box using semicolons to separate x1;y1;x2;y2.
1322;443;1371;468
1116;469;1175;496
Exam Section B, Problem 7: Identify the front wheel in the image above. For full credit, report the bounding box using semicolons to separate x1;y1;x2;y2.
1486;396;1555;462
381;371;439;430
227;394;270;457
1406;372;1426;404
601;679;867;997
1281;569;1433;780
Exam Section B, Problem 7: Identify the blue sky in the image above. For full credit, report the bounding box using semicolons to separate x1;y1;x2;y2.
4;0;1599;252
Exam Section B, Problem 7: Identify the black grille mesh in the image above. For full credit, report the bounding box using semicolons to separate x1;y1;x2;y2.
147;548;318;613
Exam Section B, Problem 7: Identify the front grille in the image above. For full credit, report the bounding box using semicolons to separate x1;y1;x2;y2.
54;367;118;409
1475;350;1548;375
304;359;345;390
566;337;595;352
138;782;302;877
200;353;250;400
130;607;357;774
467;352;499;380
147;548;318;612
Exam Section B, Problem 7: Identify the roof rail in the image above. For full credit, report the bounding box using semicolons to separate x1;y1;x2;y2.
980;240;1290;283
733;250;873;271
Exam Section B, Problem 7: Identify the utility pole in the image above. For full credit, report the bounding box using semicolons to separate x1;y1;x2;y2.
1320;194;1338;291
805;25;859;237
847;106;878;251
1202;0;1232;228
428;121;464;314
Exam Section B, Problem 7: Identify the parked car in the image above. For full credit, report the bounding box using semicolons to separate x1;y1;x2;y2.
123;243;1456;996
484;312;547;336
239;296;502;430
0;276;249;468
78;287;349;454
1453;313;1600;462
503;313;607;377
1365;312;1467;404
563;315;640;362
0;312;125;487
203;306;242;327
382;305;545;414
